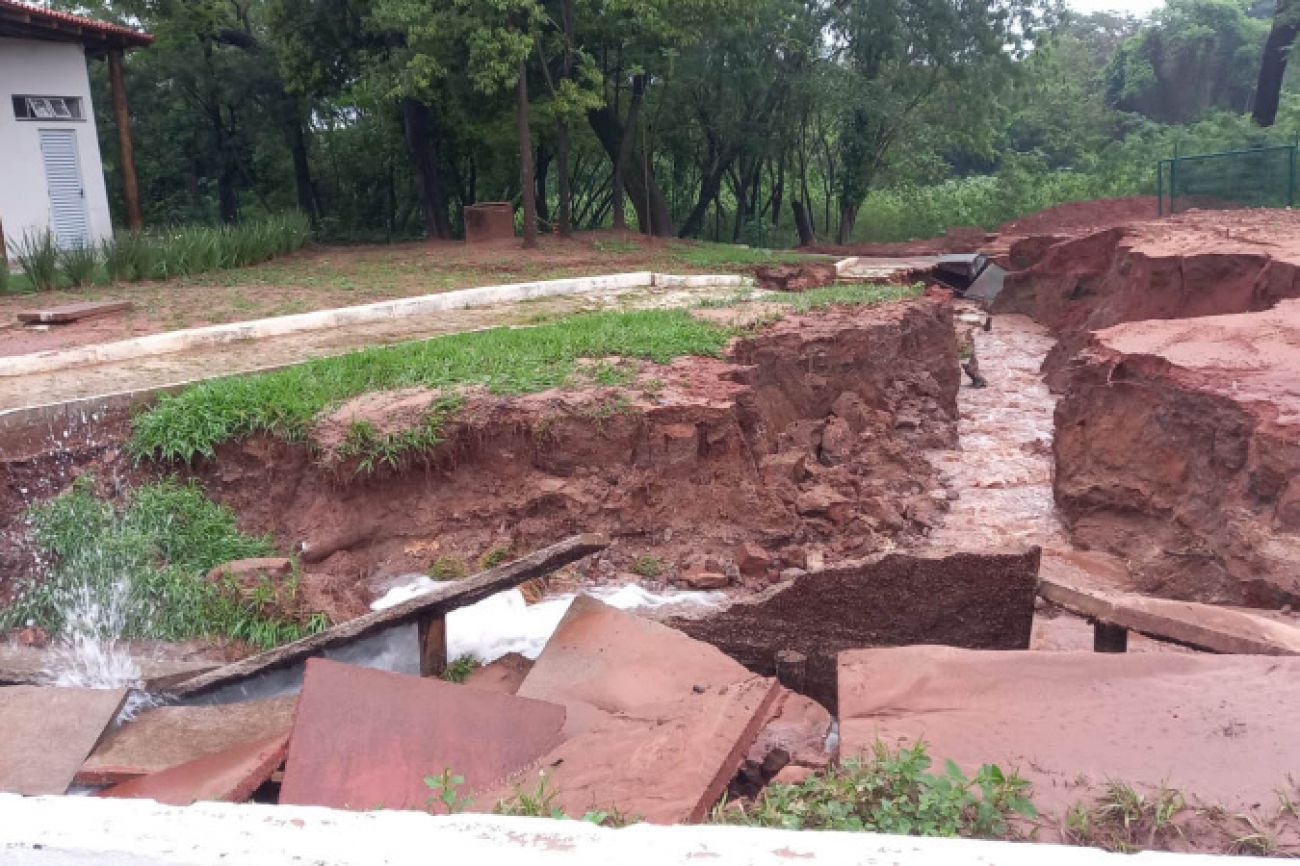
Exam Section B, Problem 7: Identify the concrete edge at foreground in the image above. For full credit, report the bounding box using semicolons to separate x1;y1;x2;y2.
0;271;749;378
0;794;1261;866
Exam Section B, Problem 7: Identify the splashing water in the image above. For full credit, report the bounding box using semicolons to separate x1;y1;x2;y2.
42;579;141;690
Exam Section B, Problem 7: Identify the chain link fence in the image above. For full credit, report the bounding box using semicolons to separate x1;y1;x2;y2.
1158;141;1298;215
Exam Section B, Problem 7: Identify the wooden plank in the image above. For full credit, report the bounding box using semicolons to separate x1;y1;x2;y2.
17;301;132;324
417;614;448;678
169;534;607;699
1039;578;1300;656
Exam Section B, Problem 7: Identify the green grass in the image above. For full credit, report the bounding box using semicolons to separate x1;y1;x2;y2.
664;240;820;269
715;741;1037;838
130;308;732;462
1;476;327;649
332;396;463;476
778;282;924;313
10;229;60;291
441;654;480;684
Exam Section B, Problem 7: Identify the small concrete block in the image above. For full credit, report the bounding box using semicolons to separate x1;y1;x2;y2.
0;686;127;795
279;659;566;812
98;734;288;806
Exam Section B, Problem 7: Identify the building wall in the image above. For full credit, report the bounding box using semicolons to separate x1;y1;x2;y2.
0;37;115;254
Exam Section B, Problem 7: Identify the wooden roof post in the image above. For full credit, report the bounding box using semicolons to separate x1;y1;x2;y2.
107;47;143;231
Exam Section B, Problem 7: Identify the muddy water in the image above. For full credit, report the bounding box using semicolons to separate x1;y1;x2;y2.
923;306;1068;552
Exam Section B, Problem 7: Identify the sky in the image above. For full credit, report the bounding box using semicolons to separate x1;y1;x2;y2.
1068;0;1166;15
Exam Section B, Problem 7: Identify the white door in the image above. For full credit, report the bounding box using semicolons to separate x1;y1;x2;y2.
39;129;91;249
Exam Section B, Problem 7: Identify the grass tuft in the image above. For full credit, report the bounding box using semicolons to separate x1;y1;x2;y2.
10;229;60;291
130;308;731;463
58;242;101;288
1;476;326;649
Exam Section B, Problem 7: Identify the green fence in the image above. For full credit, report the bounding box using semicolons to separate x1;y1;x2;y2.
1158;141;1298;215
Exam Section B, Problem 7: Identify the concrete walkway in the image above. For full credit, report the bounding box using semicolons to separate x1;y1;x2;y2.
0;282;741;417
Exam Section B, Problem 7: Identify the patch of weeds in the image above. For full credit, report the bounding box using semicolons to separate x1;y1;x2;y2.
1065;782;1187;853
2;476;323;649
583;394;634;434
665;241;817;269
695;288;761;309
427;554;469;581
629;555;663;579
578;359;637;387
424;768;473;814
495;772;640;827
477;545;513;570
441;654;480;684
714;741;1037;838
639;377;666;398
332;396;462;476
131;308;729;463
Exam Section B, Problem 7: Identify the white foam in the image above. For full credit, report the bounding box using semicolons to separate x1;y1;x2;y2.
371;581;725;665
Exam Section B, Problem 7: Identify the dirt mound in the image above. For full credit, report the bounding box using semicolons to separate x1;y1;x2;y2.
195;297;960;595
1054;300;1300;607
996;196;1157;238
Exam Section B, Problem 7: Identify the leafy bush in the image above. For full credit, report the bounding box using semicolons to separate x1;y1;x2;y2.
716;741;1037;838
9;228;60;291
99;212;312;283
441;654;480;683
2;477;326;648
58;242;101;288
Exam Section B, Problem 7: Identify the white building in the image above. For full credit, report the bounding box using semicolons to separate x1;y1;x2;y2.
0;0;150;253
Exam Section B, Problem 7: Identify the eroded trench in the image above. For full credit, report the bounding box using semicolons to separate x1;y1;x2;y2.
5;214;1300;839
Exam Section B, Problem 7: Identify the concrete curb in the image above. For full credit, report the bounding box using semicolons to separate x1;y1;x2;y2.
0;272;748;378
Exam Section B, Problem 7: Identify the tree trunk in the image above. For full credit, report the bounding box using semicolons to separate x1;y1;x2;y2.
1254;2;1300;127
612;77;645;231
792;199;816;247
557;0;575;236
535;143;552;226
288;117;317;223
678;159;733;238
836;201;858;245
587;103;675;236
518;60;538;249
401;97;452;239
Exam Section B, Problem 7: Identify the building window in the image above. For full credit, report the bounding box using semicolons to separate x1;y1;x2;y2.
11;96;84;121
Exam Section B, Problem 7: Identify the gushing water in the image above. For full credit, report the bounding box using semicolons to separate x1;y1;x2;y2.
42;578;142;690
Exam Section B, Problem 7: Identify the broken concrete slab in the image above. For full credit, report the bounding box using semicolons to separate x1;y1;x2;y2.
1039;580;1300;656
171;534;606;702
16;300;132;324
461;652;531;695
506;596;780;823
669;549;1040;709
746;689;834;772
98;734;288;806
78;696;296;786
839;645;1300;815
0;686;127;795
280;659;566;812
0;644;214;690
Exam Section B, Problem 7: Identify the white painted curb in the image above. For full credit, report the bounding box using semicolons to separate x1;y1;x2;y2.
0;795;1256;866
0;272;748;378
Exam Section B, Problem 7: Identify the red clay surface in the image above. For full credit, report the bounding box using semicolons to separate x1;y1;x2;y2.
839;645;1300;817
1055;299;1300;607
279;658;566;812
98;733;288;806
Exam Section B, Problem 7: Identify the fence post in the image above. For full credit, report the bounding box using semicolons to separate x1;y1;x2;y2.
1290;145;1296;209
1169;155;1178;215
1157;161;1164;217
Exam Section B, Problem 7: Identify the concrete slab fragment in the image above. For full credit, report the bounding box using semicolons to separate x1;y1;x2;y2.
461;652;532;695
0;686;127;795
279;659;566;812
508;596;780;823
1039;579;1300;655
839;646;1300;815
98;734;288;806
16;301;132;324
79;696;296;785
0;644;214;690
965;262;1007;305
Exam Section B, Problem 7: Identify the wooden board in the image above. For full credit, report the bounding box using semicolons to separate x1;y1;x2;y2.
169;534;607;699
17;301;133;324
